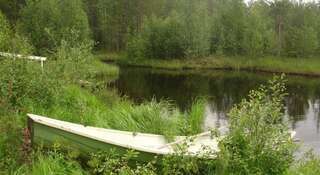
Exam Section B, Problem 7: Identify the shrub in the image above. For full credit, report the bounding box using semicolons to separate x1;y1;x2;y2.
52;39;94;82
7;33;34;55
217;75;296;175
88;150;157;175
0;59;59;111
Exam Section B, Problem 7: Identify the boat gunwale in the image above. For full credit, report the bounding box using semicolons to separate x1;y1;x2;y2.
27;114;181;155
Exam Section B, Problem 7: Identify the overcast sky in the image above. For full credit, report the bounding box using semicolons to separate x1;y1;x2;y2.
244;0;318;3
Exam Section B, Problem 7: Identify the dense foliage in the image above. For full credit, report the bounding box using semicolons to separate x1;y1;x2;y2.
1;0;320;58
93;0;320;59
19;0;90;54
1;0;320;174
217;75;296;174
0;11;10;50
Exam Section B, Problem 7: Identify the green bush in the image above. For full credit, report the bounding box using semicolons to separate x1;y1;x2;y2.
0;59;59;110
52;39;94;82
88;150;156;175
217;75;296;175
7;33;34;55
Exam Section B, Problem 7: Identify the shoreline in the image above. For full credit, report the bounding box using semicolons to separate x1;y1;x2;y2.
100;54;320;77
117;61;320;77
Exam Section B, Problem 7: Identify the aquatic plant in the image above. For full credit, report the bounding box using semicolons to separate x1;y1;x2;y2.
186;98;206;135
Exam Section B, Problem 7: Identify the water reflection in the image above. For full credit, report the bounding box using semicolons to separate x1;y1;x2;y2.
112;66;320;154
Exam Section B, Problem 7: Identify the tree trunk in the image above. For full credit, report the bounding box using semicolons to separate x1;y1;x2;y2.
277;15;282;56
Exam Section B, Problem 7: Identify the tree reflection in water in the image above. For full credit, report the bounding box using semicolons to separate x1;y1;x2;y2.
112;66;320;153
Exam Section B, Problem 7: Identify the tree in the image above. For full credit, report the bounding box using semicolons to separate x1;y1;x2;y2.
177;0;211;57
0;0;25;22
127;0;211;59
210;0;247;55
138;13;186;59
95;0;166;51
0;10;11;51
19;0;91;54
243;1;276;57
269;0;291;56
283;2;318;57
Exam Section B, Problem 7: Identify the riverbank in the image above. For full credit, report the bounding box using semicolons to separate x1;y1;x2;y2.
100;53;320;77
0;55;207;174
2;56;320;174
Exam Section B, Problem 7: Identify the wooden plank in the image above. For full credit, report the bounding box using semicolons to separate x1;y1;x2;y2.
0;52;47;61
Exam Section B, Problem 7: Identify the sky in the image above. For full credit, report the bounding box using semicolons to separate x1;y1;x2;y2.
244;0;318;3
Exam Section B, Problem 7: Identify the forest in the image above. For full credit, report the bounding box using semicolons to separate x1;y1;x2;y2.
1;0;320;175
1;0;320;59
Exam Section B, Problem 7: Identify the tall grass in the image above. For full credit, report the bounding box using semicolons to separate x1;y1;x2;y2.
187;98;206;135
13;150;86;175
30;84;205;139
285;153;320;175
0;40;121;173
0;47;208;173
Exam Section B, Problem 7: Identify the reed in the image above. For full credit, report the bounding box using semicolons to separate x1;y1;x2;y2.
187;98;206;135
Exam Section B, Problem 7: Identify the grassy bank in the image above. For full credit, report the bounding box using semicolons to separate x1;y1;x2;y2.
1;50;320;174
101;53;320;76
0;52;207;174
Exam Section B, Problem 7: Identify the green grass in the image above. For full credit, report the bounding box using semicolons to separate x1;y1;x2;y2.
2;53;320;174
94;50;125;62
14;151;86;175
87;59;119;78
30;85;190;138
0;58;208;174
285;154;320;175
104;53;320;76
187;99;206;135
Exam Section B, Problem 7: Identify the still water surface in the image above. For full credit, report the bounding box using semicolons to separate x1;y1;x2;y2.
112;66;320;154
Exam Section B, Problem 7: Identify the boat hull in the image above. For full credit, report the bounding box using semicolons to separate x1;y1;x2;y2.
30;121;160;162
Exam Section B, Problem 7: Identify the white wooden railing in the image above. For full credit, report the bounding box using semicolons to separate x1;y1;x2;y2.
0;52;47;69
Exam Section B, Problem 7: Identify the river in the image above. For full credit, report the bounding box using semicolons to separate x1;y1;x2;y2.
111;66;320;155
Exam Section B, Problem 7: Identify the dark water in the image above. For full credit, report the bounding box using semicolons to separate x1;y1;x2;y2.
112;66;320;154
